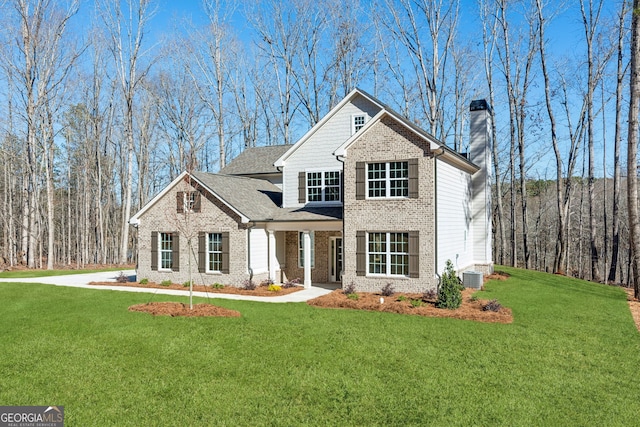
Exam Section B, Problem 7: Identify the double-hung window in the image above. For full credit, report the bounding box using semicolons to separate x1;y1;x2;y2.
306;171;341;203
207;233;223;272
367;161;409;198
159;232;173;270
367;232;409;276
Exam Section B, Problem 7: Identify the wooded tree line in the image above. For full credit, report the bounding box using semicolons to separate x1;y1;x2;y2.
0;0;638;296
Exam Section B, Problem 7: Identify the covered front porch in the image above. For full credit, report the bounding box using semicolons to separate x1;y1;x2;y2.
264;221;343;289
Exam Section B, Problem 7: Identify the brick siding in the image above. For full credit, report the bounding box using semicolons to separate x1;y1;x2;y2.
136;177;251;287
342;116;438;293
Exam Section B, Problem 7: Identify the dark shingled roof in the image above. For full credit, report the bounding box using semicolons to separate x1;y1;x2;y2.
192;171;342;222
219;145;293;175
192;172;282;221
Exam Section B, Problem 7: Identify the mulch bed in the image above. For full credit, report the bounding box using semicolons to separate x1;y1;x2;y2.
626;288;640;333
129;302;241;317
89;281;302;297
307;288;513;323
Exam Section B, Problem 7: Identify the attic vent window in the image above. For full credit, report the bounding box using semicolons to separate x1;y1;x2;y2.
177;191;201;213
352;114;366;134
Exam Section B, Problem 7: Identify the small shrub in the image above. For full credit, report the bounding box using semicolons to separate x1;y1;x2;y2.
212;283;224;289
343;281;357;295
160;280;172;287
347;293;359;300
242;279;257;290
381;283;395;297
116;271;130;283
183;281;191;288
410;298;423;308
268;284;282;292
397;295;408;302
483;299;503;312
436;260;464;310
139;278;149;285
283;278;301;288
470;294;479;302
423;288;437;301
260;278;274;287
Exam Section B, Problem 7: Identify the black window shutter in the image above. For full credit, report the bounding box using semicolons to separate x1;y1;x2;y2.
408;158;419;199
172;232;180;272
409;231;419;278
150;232;158;271
176;192;184;213
356;162;365;200
198;232;206;273
193;192;202;212
298;172;306;203
221;232;230;274
356;231;366;276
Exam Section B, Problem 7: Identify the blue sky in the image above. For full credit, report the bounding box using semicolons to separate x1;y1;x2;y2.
75;0;624;178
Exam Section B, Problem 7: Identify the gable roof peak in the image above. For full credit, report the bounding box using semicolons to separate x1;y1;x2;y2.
273;88;386;167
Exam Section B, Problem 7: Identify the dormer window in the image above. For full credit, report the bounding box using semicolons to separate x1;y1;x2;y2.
352;114;367;134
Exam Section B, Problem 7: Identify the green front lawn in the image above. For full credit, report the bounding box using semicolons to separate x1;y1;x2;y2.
0;267;128;278
0;267;638;425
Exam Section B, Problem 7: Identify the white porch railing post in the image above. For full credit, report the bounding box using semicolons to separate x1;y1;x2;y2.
268;230;277;282
303;230;312;288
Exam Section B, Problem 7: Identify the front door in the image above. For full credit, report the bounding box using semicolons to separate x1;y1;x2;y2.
329;237;343;282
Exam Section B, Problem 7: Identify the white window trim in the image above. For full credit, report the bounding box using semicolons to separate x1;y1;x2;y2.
206;232;223;273
298;231;315;269
366;232;409;277
351;113;368;135
366;161;409;199
305;169;342;204
158;232;173;271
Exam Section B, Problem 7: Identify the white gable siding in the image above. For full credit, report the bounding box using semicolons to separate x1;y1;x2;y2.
436;159;473;275
282;95;381;207
249;228;269;274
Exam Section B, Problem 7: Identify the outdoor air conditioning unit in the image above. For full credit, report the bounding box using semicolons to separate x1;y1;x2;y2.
463;271;483;289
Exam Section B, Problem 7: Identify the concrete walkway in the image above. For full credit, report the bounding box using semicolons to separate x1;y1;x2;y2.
0;270;333;303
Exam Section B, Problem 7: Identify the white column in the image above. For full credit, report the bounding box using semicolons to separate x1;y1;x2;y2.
268;230;277;282
303;230;312;288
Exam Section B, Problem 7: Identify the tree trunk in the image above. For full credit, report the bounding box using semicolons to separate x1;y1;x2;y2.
608;3;628;283
627;0;640;299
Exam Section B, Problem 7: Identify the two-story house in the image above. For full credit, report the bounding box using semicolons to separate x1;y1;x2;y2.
129;89;493;292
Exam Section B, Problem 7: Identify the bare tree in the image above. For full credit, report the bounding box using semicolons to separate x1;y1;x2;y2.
479;0;506;265
628;0;640;299
495;0;538;267
250;0;304;145
537;0;569;274
326;0;373;104
608;2;630;283
184;0;237;169
0;0;81;268
580;0;605;282
98;0;156;264
378;0;460;140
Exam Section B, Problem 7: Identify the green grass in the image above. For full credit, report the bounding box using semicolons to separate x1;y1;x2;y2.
0;267;127;278
0;266;639;425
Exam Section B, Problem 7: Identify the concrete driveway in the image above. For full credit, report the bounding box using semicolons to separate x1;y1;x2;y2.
0;270;332;303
